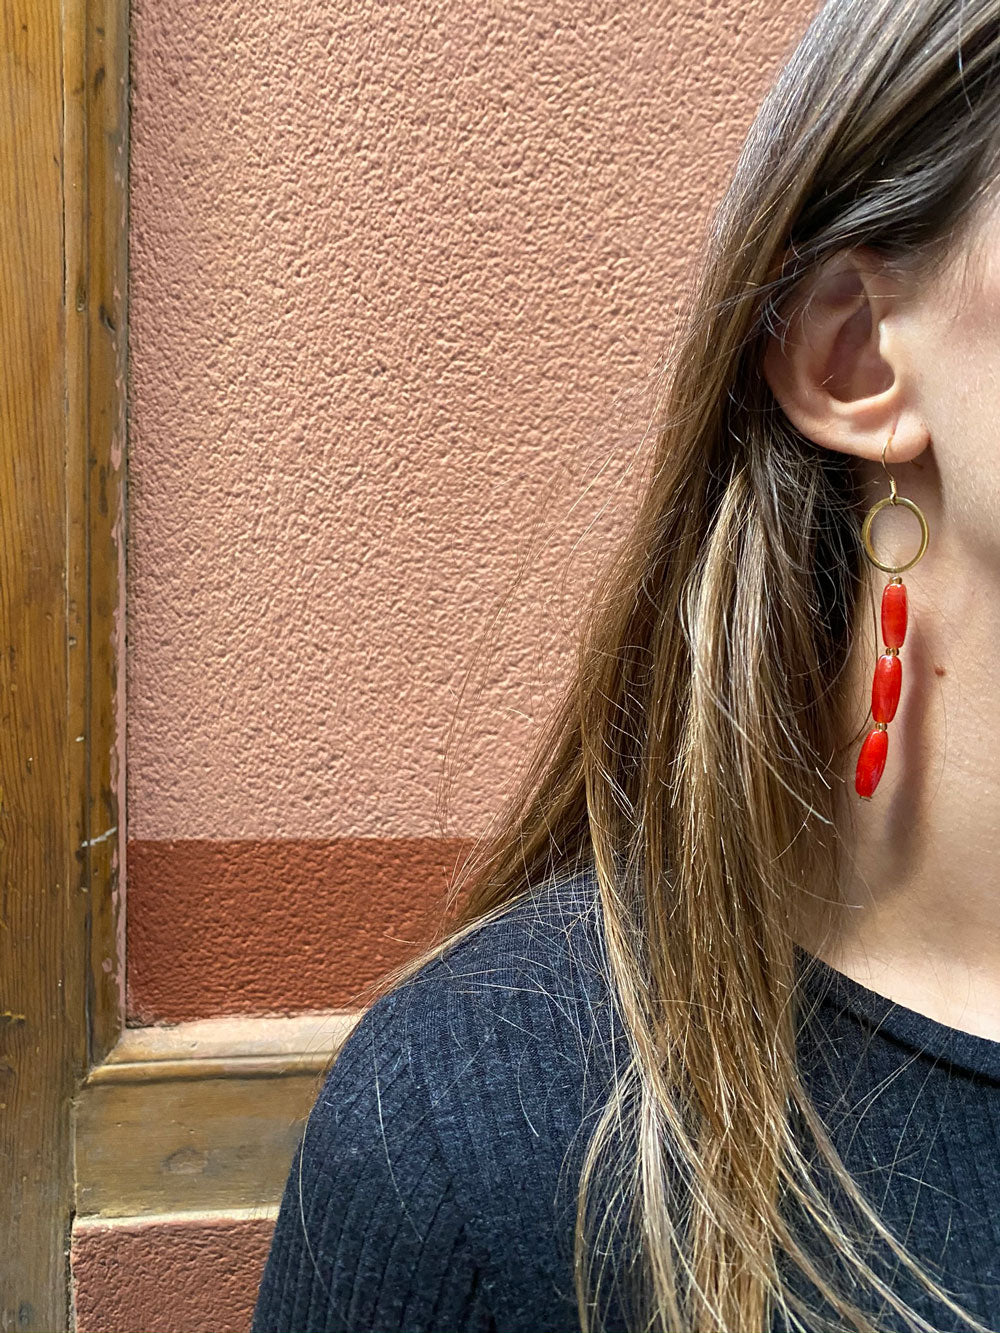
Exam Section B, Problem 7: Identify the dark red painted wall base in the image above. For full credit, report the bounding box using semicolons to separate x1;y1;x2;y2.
126;836;472;1024
72;1215;274;1333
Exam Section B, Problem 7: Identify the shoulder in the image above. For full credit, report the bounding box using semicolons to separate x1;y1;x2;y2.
363;867;617;1064
329;866;621;1162
356;869;621;1149
278;869;624;1332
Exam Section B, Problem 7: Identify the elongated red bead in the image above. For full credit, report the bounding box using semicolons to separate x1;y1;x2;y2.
881;581;907;648
855;727;889;798
858;725;890;794
871;653;902;724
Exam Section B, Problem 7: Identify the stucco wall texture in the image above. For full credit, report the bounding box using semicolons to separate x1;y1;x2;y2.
124;0;818;1027
77;0;824;1328
72;1213;275;1333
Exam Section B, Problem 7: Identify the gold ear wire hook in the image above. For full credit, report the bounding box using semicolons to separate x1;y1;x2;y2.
882;431;898;502
862;427;927;573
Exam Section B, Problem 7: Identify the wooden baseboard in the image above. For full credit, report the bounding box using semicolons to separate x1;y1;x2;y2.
73;1012;359;1219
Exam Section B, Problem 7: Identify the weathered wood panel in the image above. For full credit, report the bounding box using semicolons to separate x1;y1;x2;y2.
1;4;81;1326
0;0;127;1325
74;1012;356;1219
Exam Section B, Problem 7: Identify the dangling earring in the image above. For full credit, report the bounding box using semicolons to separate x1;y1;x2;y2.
854;430;930;800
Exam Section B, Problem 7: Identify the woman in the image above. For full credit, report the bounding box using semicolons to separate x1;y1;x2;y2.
251;1;1000;1329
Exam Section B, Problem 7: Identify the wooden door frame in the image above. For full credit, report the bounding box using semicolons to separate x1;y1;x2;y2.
4;8;351;1325
1;0;128;1325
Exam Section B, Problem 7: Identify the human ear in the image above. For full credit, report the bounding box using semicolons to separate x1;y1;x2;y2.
762;247;930;464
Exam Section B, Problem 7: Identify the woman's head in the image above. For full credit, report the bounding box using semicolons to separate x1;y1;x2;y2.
444;2;1000;1329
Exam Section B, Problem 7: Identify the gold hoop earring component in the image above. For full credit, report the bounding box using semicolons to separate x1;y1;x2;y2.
854;432;929;799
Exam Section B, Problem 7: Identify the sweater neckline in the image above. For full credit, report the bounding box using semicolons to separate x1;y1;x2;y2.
794;944;1000;1084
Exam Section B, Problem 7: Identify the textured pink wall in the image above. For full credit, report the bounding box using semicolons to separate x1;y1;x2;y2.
126;0;820;1029
127;0;816;845
104;1;823;1328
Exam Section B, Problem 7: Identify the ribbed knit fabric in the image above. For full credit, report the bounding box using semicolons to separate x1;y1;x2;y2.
251;874;1000;1332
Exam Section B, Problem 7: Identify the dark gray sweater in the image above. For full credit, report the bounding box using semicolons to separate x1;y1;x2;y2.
251;875;1000;1332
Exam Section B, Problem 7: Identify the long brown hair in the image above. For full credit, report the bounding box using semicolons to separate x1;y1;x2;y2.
365;2;1000;1329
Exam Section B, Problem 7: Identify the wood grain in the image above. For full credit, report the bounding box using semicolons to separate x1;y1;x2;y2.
0;0;127;1326
74;1012;357;1219
72;0;129;1070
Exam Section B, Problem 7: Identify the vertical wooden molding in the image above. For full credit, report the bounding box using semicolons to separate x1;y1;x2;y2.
0;0;127;1325
74;0;129;1070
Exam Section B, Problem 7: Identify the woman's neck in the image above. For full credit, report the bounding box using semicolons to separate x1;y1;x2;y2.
809;513;1000;1041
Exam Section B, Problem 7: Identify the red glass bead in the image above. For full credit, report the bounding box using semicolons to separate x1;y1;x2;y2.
855;727;889;798
871;653;902;724
881;581;907;648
